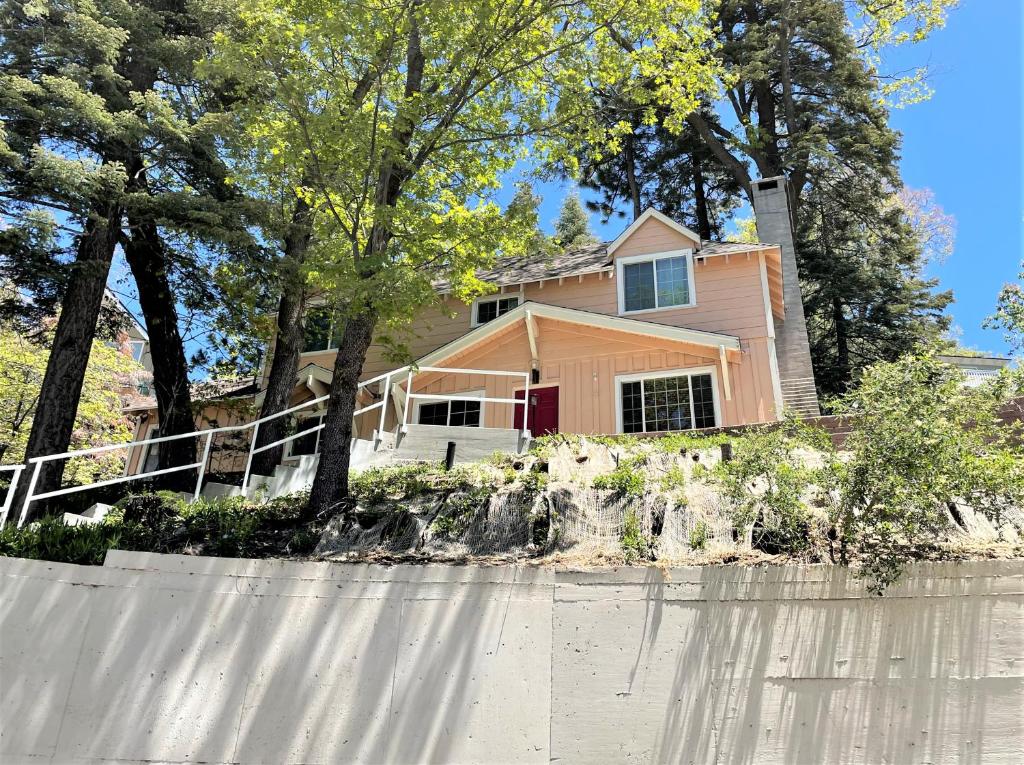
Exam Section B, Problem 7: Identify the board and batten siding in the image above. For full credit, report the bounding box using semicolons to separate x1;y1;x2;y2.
411;319;777;431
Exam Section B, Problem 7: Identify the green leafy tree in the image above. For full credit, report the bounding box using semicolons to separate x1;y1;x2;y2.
577;105;742;238
505;182;554;258
578;0;959;394
210;0;723;516
985;260;1024;356
554;193;599;249
0;315;141;490
833;349;1024;592
1;0;259;512
798;174;952;394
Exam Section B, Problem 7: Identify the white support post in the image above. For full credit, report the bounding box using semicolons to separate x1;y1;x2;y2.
376;372;391;444
521;372;530;439
194;432;214;502
18;460;43;528
719;345;732;401
242;421;260;493
0;466;23;527
401;369;414;432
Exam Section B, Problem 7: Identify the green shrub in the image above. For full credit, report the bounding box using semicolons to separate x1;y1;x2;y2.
0;491;316;565
593;455;647;497
621;508;652;563
349;462;437;504
833;351;1024;592
0;516;125;565
714;414;833;557
689;520;709;551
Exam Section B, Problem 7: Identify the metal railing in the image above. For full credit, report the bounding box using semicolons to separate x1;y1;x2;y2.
0;465;25;527
4;366;409;527
399;366;531;440
0;362;532;526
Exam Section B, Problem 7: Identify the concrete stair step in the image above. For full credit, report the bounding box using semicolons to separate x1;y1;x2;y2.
201;482;242;500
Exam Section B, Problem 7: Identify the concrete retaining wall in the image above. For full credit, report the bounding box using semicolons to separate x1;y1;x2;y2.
1;553;1021;764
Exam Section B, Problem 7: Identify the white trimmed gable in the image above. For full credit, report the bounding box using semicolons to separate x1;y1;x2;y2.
606;209;702;256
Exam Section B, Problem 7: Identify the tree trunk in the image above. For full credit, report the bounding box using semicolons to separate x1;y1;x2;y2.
832;295;851;391
251;197;314;476
123;214;197;492
692;153;712;240
304;309;377;519
623;132;642;221
16;203;121;522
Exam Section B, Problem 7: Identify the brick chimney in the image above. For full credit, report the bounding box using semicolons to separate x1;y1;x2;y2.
752;176;820;417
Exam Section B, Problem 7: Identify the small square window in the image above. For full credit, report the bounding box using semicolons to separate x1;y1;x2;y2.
475;296;519;325
417;402;449;426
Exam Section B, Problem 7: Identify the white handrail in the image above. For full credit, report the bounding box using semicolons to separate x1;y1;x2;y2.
398;365;531;440
0;465;25;527
2;361;531;522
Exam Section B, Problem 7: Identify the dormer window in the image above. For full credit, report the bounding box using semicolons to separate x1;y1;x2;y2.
472;295;520;326
616;250;695;314
303;306;345;352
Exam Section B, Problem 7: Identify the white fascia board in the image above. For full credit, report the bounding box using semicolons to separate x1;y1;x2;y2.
415;301;740;369
606;209;702;255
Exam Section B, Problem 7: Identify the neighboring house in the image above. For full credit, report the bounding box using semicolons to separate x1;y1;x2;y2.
124;177;821;476
124;378;260;476
938;355;1013;387
104;289;152;375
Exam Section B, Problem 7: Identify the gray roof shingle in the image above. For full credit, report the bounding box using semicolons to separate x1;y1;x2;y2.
435;239;777;291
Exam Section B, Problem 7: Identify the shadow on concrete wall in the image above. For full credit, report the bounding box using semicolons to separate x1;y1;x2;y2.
1;556;1021;764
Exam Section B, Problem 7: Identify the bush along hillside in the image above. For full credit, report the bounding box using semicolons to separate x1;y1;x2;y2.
2;350;1023;593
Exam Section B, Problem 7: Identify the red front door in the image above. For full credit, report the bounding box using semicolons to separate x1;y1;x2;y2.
514;386;559;435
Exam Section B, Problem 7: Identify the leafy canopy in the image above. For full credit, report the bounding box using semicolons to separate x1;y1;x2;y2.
833;349;1024;591
208;0;722;333
0;313;141;482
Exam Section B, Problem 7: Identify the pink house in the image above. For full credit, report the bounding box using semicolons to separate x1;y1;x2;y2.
126;178;820;477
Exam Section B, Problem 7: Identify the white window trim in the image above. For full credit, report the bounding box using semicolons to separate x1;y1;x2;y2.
470;292;524;328
137;424;160;474
414;388;485;427
613;366;721;434
615;249;696;315
128;340;146;362
285;412;327;458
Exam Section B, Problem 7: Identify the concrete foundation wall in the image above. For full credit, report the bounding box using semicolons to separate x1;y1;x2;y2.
1;553;1021;764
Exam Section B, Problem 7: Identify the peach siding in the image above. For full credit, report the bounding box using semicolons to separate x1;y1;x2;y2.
125;401;255;476
611;216;699;257
411;319;778;432
286;214;781;434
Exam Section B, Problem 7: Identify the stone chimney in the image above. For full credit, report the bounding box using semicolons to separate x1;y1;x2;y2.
752;176;820;417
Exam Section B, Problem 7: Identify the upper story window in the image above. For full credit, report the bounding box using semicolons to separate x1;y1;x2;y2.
472;295;520;327
128;340;145;363
616;250;695;314
303;306;345;352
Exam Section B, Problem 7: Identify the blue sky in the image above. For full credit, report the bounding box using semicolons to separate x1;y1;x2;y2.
110;2;1021;361
512;1;1023;356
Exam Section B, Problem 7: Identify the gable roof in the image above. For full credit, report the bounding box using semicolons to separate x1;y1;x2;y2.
606;208;701;254
416;300;741;368
435;239;780;292
104;288;149;341
435;205;782;293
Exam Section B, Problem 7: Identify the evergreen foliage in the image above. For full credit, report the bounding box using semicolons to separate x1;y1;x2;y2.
573;0;960;395
553;193;598;249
